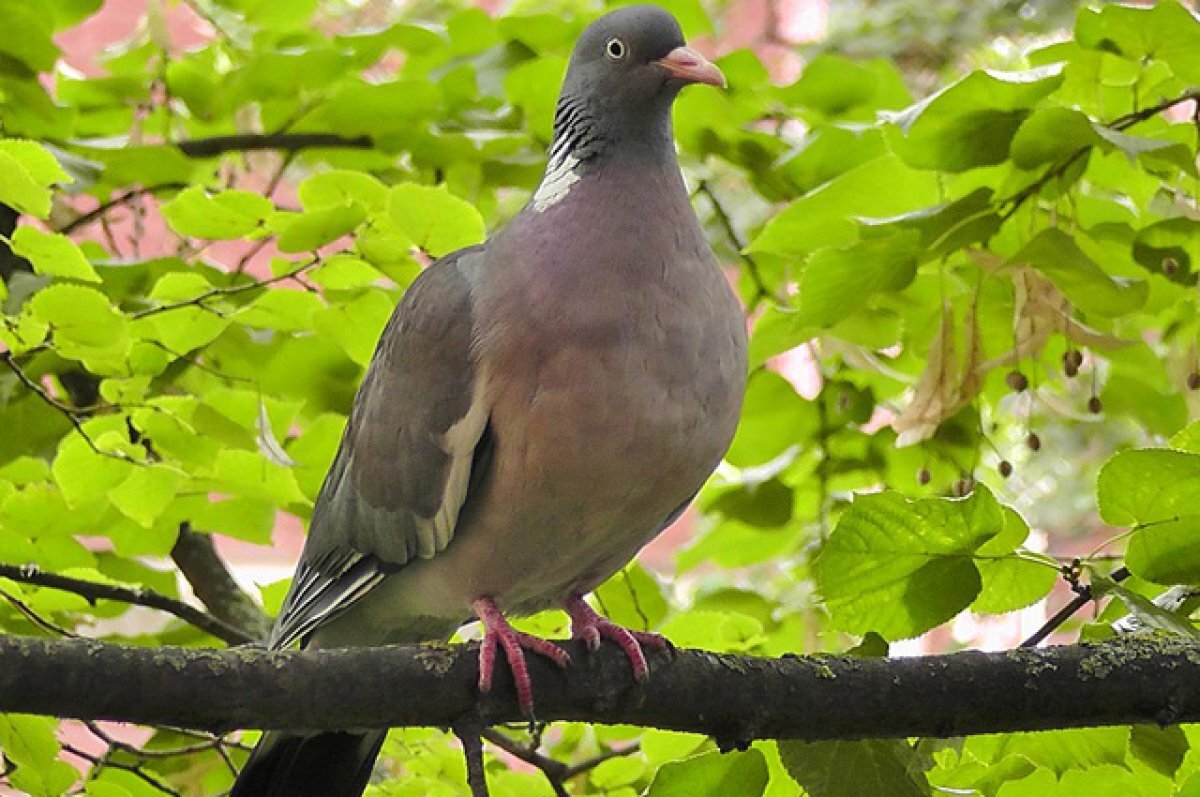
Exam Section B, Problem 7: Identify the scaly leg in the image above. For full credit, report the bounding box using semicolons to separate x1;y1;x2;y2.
565;594;668;683
473;596;569;716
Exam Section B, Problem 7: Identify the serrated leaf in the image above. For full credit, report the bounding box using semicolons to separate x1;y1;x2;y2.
0;151;52;218
725;371;818;468
1097;448;1200;526
778;739;930;797
161;186;273;239
0;140;71;186
275;203;366;253
298;170;388;211
647;749;768;797
108;465;186;528
11;226;100;283
148;272;213;302
813;487;1003;638
796;232;919;328
388;183;485;257
593;562;668;631
236;289;324;331
1105;581;1199;636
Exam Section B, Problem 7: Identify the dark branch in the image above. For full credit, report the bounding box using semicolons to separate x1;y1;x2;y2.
1;634;1197;740
1021;565;1130;647
0;564;254;645
1000;88;1200;220
171;524;272;640
176;133;373;159
56;183;187;235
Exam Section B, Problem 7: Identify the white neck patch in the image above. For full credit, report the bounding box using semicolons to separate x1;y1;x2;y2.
531;146;581;213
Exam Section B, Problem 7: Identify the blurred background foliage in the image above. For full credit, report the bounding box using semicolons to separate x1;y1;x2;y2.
2;0;1200;795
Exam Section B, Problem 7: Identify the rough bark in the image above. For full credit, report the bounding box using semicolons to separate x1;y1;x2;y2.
0;634;1195;742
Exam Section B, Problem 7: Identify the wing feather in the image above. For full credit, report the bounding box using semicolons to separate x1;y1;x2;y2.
269;249;486;649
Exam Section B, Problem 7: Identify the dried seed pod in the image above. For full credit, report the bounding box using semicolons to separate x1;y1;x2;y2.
917;468;931;485
953;476;974;496
998;460;1013;478
1087;396;1103;414
1026;432;1042;452
1006;370;1029;393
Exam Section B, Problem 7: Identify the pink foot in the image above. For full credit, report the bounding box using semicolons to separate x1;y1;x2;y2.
566;594;668;683
473;597;569;716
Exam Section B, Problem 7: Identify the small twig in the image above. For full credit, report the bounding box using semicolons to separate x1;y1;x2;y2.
57;183;188;236
695;180;772;308
176;133;373;159
454;719;491;797
1021;566;1131;648
61;743;182;797
0;586;79;638
482;727;568;796
130;261;317;319
0;353;131;462
0;563;254;645
561;741;641;780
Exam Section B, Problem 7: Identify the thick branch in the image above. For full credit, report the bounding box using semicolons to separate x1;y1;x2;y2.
0;635;1196;741
0;564;254;645
176;133;373;158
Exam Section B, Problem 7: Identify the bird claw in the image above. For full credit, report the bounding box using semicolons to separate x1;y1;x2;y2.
474;597;569;717
566;594;667;683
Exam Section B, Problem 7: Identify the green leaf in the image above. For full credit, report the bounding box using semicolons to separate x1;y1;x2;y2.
236;289;324;331
796;232;919;328
0;151;52;218
1009;107;1100;168
647;749;768;797
313;290;394;366
749;155;940;258
1010;229;1146;317
1129;724;1188;779
275;203;367;253
148;272;213;302
27;284;129;363
161;187;273;239
1097;448;1200;526
973;507;1056;614
884;65;1064;171
813;487;1003;638
0;715;78;797
1076;1;1200;83
725;371;818;468
310;256;382;291
592;562;668;631
298;170;388;212
0;139;72;186
11;226;101;283
858;188;1001;262
778;739;930;797
388;183;485;258
1125;518;1200;585
108;465;186;528
207;449;309;507
991;727;1130;775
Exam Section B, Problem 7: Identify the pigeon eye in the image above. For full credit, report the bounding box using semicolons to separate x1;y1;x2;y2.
605;38;626;60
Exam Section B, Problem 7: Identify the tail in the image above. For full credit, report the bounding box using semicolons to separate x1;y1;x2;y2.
230;729;387;797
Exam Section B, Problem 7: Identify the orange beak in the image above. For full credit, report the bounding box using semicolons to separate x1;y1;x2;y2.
653;46;726;88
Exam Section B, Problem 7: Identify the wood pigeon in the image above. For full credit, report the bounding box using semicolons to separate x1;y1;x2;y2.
231;5;747;795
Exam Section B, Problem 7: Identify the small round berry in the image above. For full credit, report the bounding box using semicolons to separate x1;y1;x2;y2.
998;460;1013;478
1026;432;1042;452
1006;370;1029;393
1087;396;1103;414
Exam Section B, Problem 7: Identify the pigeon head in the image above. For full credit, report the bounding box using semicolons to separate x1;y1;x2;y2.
530;6;723;211
564;5;724;100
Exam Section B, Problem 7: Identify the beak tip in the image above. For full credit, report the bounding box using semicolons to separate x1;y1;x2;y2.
655;46;726;89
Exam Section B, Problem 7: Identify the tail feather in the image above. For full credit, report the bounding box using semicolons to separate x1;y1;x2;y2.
230;730;387;797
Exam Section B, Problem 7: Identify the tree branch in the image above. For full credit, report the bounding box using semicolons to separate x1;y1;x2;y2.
0;564;254;645
176;133;373;159
1;635;1197;741
171;524;272;640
